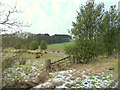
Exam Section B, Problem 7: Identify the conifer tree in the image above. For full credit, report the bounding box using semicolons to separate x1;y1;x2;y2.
68;0;105;63
40;40;47;50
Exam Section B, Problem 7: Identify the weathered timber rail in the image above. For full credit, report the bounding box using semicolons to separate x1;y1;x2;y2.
51;56;70;64
44;55;75;72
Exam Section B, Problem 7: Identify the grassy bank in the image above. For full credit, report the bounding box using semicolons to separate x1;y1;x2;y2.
39;41;74;50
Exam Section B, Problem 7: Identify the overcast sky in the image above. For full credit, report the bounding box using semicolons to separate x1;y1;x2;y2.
1;0;120;35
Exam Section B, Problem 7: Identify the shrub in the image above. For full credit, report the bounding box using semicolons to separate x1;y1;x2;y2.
64;43;77;55
25;43;30;50
14;42;22;49
40;40;47;50
64;41;98;64
21;45;25;49
78;40;99;62
30;40;38;50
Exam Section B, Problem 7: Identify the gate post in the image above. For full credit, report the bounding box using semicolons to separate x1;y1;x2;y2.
44;59;51;72
71;55;75;65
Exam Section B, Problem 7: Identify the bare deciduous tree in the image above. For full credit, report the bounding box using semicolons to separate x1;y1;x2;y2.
0;2;31;34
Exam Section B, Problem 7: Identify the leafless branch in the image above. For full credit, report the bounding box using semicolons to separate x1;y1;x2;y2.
0;2;31;33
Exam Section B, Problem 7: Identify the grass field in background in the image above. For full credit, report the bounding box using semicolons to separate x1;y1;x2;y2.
39;41;74;50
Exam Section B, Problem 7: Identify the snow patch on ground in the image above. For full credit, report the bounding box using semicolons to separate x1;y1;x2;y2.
34;69;114;88
3;65;115;88
2;65;43;87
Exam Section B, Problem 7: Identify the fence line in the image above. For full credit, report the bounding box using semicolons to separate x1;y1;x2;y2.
51;56;70;65
44;55;72;72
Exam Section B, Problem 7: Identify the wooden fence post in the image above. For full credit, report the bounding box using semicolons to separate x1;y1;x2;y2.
71;55;75;65
45;59;51;72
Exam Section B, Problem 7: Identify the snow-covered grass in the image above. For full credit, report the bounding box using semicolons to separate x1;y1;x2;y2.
2;51;118;88
2;65;43;88
33;68;115;88
2;50;69;88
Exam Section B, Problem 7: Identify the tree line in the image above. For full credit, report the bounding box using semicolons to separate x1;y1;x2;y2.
2;32;71;49
65;0;119;63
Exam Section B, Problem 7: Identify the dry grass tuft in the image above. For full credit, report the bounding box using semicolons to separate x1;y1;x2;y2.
49;81;64;88
57;81;64;86
72;73;82;78
65;83;74;88
33;70;49;84
69;57;118;76
62;72;69;76
69;77;76;80
48;82;58;88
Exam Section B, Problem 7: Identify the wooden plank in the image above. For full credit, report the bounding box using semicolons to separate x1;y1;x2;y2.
51;61;71;68
51;56;70;64
57;60;70;65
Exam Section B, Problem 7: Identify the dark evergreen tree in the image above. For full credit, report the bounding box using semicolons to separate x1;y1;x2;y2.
102;5;118;56
30;40;38;50
66;0;105;63
14;42;22;49
40;40;47;50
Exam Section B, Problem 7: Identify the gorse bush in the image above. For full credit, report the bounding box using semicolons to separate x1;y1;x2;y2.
30;40;38;50
14;42;22;49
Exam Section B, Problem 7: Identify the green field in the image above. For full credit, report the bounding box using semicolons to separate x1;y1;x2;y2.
39;41;74;49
